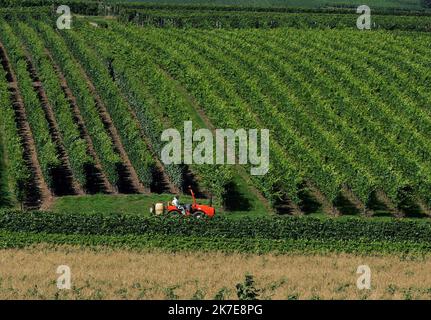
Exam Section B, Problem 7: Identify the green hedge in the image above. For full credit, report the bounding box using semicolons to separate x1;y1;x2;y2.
120;9;431;31
0;230;430;255
113;3;431;16
0;1;100;16
1;210;431;243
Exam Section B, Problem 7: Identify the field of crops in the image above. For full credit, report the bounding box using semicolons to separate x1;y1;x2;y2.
2;7;431;217
2;246;431;300
1;208;431;255
1;2;431;302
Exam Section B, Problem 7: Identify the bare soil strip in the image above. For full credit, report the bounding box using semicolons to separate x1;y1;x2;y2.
22;48;83;196
0;43;52;209
342;186;370;216
45;49;115;194
376;190;399;217
306;181;339;216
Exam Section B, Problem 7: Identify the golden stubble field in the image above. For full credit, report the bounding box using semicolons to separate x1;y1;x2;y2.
0;246;430;300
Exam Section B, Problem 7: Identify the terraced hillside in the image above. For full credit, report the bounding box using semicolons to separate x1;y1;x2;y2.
1;12;431;216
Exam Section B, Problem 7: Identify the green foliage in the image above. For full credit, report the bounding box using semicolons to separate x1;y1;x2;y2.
34;20;121;186
287;293;299;300
2;14;431;214
80;23;238;203
136;25;340;204
60;25;155;188
112;1;427;13
164;285;180;300
191;288;206;300
214;287;231;300
0;227;430;255
0;66;29;207
2;209;431;245
107;22;301;205
120;8;431;31
0;6;51;20
80;25;185;190
177;27;410;207
104;22;431;210
0;20;59;188
17;21;92;187
0;1;100;16
0;143;8;207
236;274;260;300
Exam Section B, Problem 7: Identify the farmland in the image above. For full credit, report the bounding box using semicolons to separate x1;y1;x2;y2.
1;0;431;300
0;246;431;300
2;15;431;215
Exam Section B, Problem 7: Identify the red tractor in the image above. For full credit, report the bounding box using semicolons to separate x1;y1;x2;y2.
166;188;215;219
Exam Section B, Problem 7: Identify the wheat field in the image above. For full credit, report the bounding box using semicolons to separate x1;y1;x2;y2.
0;246;429;300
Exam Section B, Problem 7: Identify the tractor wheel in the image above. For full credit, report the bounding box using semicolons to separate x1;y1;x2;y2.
168;210;181;216
193;211;206;219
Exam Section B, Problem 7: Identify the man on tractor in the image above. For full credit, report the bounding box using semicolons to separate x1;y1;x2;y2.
166;189;215;218
172;195;186;215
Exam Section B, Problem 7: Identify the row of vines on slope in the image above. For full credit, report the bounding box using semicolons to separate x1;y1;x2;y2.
106;23;302;209
2;17;430;214
176;27;431;212
16;22;91;189
205;28;431;211
187;28;382;208
0;20;60;189
59;25;157;191
0;66;29;206
265;28;431;210
34;20;122;189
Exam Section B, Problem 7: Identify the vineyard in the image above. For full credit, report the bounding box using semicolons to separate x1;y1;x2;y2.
1;1;431;302
0;2;431;220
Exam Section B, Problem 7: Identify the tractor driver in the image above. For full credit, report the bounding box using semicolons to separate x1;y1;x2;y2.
172;195;186;215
